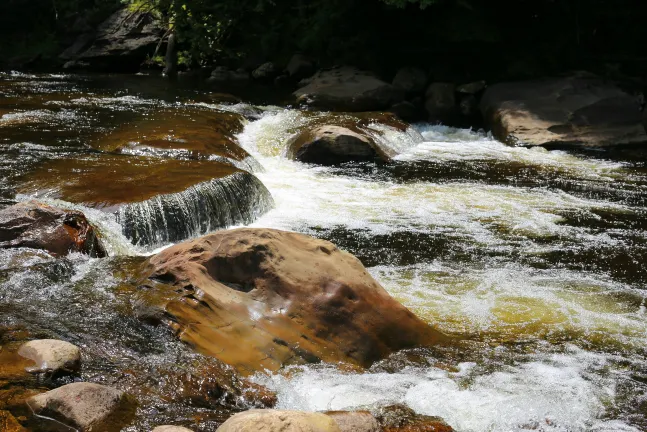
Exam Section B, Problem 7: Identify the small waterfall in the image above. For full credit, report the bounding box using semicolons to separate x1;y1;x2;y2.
117;171;274;247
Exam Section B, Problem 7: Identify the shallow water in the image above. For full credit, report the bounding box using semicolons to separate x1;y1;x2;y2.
1;72;647;431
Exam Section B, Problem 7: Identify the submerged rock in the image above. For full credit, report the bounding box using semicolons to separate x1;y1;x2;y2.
60;8;164;72
93;108;254;170
17;339;81;376
217;410;341;432
26;382;136;432
287;125;383;165
140;228;447;374
0;411;26;432
0;201;105;257
18;156;273;246
294;67;404;111
480;74;647;148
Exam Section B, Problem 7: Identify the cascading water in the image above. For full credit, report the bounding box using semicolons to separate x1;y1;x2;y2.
117;172;274;247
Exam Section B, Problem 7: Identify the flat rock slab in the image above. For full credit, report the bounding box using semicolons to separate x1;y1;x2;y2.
141;228;447;374
27;382;135;432
18;339;81;375
217;410;341;432
17;155;273;246
93;108;251;165
480;74;647;148
0;201;105;257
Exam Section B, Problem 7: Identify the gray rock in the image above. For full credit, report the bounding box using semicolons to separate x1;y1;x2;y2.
294;66;404;111
480;74;647;147
27;382;135;432
59;7;164;72
216;410;341;432
18;339;81;375
392;67;427;94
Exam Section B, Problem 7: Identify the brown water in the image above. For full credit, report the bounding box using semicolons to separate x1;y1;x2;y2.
2;71;647;431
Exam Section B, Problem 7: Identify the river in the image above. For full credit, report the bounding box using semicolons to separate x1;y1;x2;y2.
1;72;647;431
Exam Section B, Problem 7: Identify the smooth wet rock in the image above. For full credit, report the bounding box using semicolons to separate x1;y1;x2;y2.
425;83;456;123
18;339;81;375
152;426;194;432
18;156;273;246
60;7;164;72
217;410;341;432
325;411;381;432
295;67;404;111
27;382;135;432
0;201;105;257
286;54;316;80
393;67;427;94
480;74;647;148
93;108;250;165
141;228;447;374
374;404;454;432
287;125;381;165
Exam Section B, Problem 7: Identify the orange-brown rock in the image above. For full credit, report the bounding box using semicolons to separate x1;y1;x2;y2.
286;112;411;165
0;201;105;257
93;109;250;165
140;228;448;374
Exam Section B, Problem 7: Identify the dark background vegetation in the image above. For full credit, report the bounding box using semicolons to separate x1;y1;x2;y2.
0;0;645;82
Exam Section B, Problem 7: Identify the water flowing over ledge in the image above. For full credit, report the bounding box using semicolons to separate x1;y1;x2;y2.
117;171;274;247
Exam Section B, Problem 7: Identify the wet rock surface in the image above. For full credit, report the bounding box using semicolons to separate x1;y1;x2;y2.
480;74;647;148
153;426;195;432
17;339;81;376
216;409;341;432
287;125;382;165
26;382;136;432
0;201;105;257
295;67;404;111
140;228;448;374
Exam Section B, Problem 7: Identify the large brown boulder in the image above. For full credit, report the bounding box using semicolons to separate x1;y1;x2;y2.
294;67;404;111
480;74;647;148
0;201;105;257
140;228;447;374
